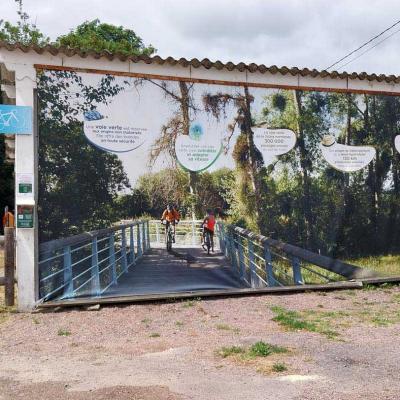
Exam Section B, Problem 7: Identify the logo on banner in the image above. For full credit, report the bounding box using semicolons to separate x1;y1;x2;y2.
320;135;376;172
175;122;222;172
253;127;297;165
83;111;147;153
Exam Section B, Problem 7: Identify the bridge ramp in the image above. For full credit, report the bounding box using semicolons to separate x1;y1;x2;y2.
103;247;247;297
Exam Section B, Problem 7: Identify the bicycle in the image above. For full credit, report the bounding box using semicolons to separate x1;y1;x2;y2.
203;228;212;255
162;220;174;252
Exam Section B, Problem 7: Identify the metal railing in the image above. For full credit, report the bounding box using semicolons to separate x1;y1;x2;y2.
148;220;205;246
38;220;150;301
217;223;376;288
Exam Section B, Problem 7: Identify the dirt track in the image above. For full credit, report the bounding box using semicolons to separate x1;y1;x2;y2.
1;286;400;400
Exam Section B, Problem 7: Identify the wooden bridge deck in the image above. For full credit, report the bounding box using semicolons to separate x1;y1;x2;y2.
102;247;247;298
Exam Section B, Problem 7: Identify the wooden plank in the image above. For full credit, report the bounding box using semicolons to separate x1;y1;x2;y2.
4;227;15;306
359;276;400;285
38;281;363;309
34;64;400;97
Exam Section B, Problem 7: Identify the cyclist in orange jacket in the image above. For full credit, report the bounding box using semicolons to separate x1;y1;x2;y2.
161;204;180;243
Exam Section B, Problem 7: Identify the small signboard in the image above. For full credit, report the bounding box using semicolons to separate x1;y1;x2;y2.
16;173;34;199
0;104;32;135
17;205;34;228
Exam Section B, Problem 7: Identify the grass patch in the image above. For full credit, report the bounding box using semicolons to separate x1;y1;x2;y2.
270;306;339;339
217;341;288;360
175;321;184;327
216;346;245;358
272;362;287;372
346;254;400;276
57;328;71;337
149;332;160;338
248;341;288;357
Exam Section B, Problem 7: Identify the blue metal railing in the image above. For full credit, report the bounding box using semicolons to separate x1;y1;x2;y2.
38;220;150;301
216;223;376;288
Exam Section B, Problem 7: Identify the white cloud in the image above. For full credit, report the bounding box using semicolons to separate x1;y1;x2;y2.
2;0;400;74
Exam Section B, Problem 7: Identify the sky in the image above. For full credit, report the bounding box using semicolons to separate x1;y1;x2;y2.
2;0;400;76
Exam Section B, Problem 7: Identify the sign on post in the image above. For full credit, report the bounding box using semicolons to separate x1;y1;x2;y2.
0;104;32;135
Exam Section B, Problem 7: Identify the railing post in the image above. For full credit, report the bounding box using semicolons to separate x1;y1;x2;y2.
292;256;303;285
264;243;276;287
146;220;151;249
229;231;239;275
121;227;128;272
191;219;196;246
129;226;135;266
4;227;15;306
63;245;73;298
109;233;116;284
248;238;259;288
155;222;160;244
237;236;246;281
91;237;100;296
137;223;142;258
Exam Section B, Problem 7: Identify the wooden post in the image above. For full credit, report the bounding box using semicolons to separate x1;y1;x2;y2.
4;227;15;306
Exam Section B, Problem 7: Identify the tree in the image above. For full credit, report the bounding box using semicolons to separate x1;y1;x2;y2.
0;0;49;45
37;69;130;241
55;19;155;56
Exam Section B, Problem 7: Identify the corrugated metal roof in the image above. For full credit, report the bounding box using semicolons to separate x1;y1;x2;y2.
0;40;399;83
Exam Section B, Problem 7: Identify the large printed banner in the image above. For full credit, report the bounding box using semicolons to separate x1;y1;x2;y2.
37;68;400;299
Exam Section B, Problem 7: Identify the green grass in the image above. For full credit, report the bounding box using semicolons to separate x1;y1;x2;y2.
175;321;184;327
270;306;339;339
272;362;287;372
149;332;160;338
216;341;288;360
217;346;245;358
248;341;288;357
346;254;400;276
57;328;71;337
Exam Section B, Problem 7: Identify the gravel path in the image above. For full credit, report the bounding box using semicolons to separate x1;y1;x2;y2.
1;286;400;399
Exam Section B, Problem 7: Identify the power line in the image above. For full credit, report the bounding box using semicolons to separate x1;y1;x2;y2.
335;26;400;71
325;19;400;70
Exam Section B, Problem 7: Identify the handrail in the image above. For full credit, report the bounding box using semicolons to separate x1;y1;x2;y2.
38;220;151;302
232;226;376;280
39;220;145;254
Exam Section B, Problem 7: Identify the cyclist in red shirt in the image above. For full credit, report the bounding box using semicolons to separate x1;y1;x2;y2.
202;209;216;252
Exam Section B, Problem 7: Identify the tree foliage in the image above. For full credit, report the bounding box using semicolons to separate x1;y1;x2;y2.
55;19;155;56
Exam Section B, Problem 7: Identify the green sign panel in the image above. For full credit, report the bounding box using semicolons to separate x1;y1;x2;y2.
17;205;34;228
18;183;32;194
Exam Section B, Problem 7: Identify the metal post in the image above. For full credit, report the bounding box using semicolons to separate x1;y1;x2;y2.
137;223;142;258
155;222;160;244
91;237;100;296
121;227;128;272
146;220;150;250
109;233;116;284
237;236;245;280
63;245;73;298
264;243;276;287
129;226;135;266
4;227;15;306
248;239;258;288
292;256;303;285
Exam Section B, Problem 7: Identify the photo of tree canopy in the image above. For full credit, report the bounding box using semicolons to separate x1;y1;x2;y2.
38;69;400;271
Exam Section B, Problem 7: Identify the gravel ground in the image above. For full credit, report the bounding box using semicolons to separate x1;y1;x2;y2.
1;286;400;399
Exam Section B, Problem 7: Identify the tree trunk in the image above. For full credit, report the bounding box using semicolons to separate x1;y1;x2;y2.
179;81;197;219
293;90;312;248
